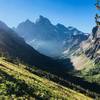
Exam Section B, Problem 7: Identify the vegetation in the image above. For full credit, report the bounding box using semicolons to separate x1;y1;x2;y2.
72;53;100;84
81;63;100;84
71;53;94;70
0;57;92;100
74;53;100;94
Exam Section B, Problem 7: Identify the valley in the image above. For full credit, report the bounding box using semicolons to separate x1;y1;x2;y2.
0;57;92;100
0;18;99;99
0;1;100;99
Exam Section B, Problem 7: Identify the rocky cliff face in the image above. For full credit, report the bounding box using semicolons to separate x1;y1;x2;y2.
81;26;100;63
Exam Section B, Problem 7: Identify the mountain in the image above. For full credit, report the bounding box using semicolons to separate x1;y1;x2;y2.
14;15;88;57
83;26;100;63
80;26;100;64
0;20;74;76
0;21;10;31
0;21;99;99
71;26;100;84
62;32;89;57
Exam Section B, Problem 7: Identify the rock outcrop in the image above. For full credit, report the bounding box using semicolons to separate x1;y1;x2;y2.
81;26;100;63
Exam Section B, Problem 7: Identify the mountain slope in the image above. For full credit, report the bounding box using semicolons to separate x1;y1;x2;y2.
71;26;100;84
84;26;100;63
14;15;88;57
0;21;74;77
0;58;92;100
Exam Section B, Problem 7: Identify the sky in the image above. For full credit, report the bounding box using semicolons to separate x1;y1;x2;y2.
0;0;97;33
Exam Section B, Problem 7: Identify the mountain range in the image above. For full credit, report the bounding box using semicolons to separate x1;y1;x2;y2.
0;17;100;99
0;20;74;76
0;21;92;99
14;15;88;57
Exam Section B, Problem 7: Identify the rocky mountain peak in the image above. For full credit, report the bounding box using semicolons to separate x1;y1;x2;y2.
56;23;69;31
35;15;52;25
14;16;88;57
25;19;33;24
0;21;9;30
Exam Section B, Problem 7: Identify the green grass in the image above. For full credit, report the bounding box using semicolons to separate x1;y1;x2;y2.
72;53;100;84
71;54;94;70
81;63;100;84
0;58;92;100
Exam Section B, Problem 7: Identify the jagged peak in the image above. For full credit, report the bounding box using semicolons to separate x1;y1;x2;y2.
56;23;66;27
56;23;68;29
25;19;33;24
0;20;8;27
0;20;9;30
16;19;34;28
35;15;51;25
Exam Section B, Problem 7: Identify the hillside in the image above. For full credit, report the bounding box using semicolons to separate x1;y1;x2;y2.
71;26;100;84
0;21;74;77
0;57;92;100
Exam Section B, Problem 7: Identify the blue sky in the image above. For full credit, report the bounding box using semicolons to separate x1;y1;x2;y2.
0;0;97;32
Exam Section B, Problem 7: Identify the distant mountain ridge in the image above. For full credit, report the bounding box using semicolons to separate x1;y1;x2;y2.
14;15;88;57
0;20;74;76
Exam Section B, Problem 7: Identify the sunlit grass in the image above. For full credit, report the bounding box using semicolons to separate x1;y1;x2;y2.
0;58;92;100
